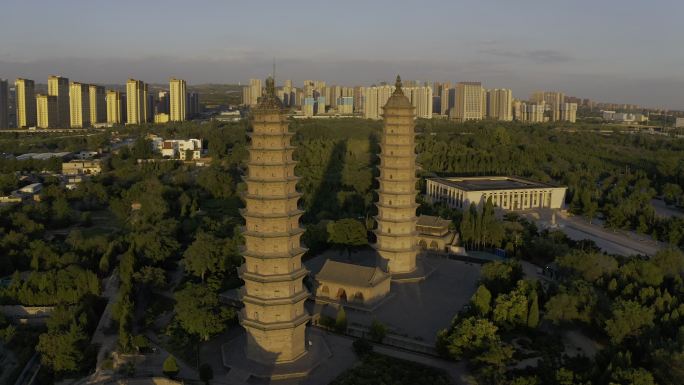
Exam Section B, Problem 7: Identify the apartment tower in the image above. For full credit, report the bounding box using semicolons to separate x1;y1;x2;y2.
126;79;148;124
454;82;484;122
486;89;513;121
106;90;124;124
69;82;90;128
0;79;8;129
243;78;263;107
15;78;37;128
238;76;309;363
89;85;106;124
36;94;58;128
169;78;187;122
48;76;70;127
374;76;419;274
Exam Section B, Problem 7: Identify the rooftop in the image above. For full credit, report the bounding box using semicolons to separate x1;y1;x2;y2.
315;259;389;288
416;215;451;229
430;176;557;191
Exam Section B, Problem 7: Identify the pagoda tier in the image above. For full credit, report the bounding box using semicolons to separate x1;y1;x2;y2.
238;77;309;364
373;76;419;274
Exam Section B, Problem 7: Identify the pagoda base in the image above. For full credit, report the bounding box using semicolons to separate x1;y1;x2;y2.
390;256;436;283
222;327;331;382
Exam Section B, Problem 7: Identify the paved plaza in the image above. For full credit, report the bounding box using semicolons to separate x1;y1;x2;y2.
306;253;482;344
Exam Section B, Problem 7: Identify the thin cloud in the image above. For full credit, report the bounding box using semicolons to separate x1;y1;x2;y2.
480;48;572;64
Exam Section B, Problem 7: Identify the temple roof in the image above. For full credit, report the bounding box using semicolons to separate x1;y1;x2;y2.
416;215;451;229
383;75;413;109
315;259;389;287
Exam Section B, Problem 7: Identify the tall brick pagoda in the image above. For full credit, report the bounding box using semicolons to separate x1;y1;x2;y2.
238;76;309;363
373;75;419;274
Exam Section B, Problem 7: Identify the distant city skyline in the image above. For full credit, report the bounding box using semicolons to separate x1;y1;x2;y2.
2;0;684;109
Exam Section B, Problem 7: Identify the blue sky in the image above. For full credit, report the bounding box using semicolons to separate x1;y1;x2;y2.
2;0;683;108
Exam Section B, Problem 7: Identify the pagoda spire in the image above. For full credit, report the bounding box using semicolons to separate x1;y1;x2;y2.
393;75;404;96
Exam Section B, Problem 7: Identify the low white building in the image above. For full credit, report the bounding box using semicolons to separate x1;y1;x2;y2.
603;111;648;123
150;137;202;160
426;176;567;211
675;117;684;128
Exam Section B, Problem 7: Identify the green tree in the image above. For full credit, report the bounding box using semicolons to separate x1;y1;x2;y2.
368;319;387;342
133;266;167;288
162;355;180;377
327;219;368;256
335;306;348;333
445;316;499;359
527;292;540;328
36;322;87;373
556;250;618;282
471;285;492;316
460;204;475;248
182;231;229;281
492;284;529;329
480;260;523;296
605;300;655;344
174;283;234;341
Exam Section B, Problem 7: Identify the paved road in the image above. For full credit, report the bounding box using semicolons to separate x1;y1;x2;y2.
90;272;119;378
651;199;684;219
556;213;663;256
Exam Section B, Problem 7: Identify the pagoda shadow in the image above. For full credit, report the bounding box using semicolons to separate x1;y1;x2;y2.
302;140;347;222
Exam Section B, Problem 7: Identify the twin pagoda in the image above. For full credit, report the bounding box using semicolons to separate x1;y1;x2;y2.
238;75;418;364
238;77;309;363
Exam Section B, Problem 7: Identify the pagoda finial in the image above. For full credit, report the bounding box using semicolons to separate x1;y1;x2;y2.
392;74;404;96
265;76;276;97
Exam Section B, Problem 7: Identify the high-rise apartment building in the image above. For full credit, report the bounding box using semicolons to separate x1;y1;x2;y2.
89;85;106;124
454;82;484;122
440;82;454;116
302;97;315;117
403;86;433;119
156;91;169;115
362;85;394;120
337;97;353;114
126;79;148;125
517;101;546;123
48;75;70;127
106;90;124;124
486;89;513;121
560;102;577;123
69;82;91;128
238;76;309;363
187;92;200;118
169;78;187;122
243;78;263;107
374;76;419;274
36;94;58;128
545;92;565;121
15;78;37;128
531;91;565;121
0;79;8;129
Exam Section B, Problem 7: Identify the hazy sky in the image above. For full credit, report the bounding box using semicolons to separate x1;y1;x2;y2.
2;0;683;109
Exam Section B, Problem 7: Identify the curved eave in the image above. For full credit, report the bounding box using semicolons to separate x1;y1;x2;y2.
242;176;301;183
240;208;304;218
239;268;309;284
241;246;308;259
240;289;310;306
240;312;310;331
242;228;305;238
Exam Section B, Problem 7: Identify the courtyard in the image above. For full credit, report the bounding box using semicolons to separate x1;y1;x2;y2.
306;252;482;345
